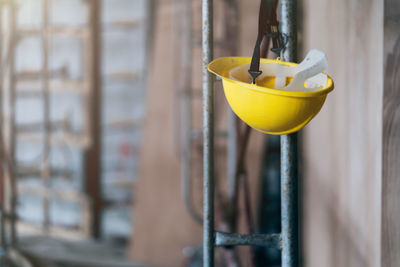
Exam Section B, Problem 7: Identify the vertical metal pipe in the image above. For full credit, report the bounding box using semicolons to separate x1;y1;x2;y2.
280;1;298;267
280;0;297;61
202;0;214;266
226;108;237;197
280;135;298;267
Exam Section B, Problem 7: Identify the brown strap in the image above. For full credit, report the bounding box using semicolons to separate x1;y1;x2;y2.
248;0;282;84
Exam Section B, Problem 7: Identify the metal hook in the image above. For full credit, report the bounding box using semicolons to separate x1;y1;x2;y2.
266;22;288;56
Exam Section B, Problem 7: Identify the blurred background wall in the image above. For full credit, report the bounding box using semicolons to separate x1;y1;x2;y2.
5;0;149;241
129;1;267;266
0;0;153;265
301;0;383;266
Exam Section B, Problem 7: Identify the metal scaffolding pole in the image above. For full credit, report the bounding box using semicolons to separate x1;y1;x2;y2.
202;0;214;266
280;0;299;266
201;0;299;266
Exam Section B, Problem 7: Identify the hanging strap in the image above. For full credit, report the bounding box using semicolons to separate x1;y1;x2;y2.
248;0;285;84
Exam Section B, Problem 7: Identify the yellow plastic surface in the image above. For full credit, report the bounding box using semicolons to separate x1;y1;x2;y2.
208;57;334;135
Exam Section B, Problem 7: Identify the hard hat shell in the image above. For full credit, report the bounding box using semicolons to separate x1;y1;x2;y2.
208;57;334;135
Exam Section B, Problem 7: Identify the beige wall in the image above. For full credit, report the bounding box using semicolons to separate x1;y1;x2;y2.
301;0;383;266
129;3;202;266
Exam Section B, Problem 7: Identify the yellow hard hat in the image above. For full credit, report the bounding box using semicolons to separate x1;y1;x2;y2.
208;55;334;135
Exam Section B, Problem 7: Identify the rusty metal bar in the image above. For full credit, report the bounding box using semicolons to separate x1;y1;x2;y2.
215;231;281;248
280;134;298;267
202;0;214;265
280;0;299;266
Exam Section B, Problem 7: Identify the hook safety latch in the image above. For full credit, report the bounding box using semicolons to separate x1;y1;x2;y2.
266;20;287;56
